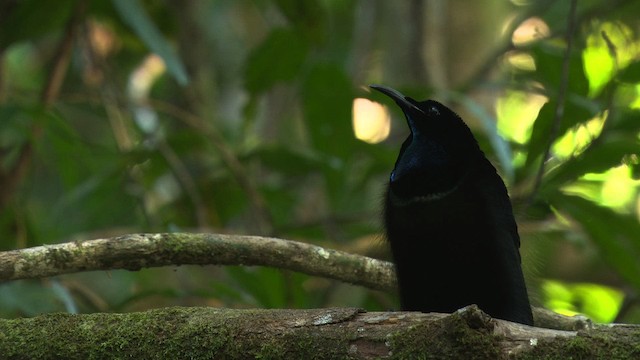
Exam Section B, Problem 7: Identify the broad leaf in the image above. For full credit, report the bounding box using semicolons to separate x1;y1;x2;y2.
552;193;640;290
542;134;639;194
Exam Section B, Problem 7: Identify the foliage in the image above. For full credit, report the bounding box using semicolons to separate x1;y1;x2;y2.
0;0;639;323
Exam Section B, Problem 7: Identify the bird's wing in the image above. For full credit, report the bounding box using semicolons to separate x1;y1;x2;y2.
475;157;522;256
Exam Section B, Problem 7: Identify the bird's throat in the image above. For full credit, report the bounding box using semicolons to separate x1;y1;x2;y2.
388;177;460;206
387;169;467;206
388;182;460;205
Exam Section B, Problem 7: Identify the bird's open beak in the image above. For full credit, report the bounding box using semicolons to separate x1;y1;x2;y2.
369;84;425;115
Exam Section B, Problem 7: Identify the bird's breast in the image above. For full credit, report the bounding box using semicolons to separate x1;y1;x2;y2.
385;182;494;257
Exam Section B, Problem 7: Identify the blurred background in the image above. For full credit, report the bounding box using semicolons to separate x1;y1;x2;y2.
1;0;639;323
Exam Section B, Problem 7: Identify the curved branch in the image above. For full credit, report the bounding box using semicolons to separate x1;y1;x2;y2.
0;233;396;292
0;232;604;330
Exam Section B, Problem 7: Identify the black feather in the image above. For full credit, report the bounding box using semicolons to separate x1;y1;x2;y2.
372;85;533;325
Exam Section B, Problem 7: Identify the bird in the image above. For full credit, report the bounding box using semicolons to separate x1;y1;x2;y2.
371;84;533;326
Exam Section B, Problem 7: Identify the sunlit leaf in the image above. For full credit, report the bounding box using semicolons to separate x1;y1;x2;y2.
552;114;605;160
573;283;624;322
583;22;639;95
561;164;639;213
496;90;547;145
583;35;615;96
599;165;639;209
542;134;640;194
542;279;624;322
542;280;578;316
524;99;595;172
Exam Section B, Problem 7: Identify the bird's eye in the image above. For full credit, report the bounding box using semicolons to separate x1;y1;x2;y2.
428;106;440;116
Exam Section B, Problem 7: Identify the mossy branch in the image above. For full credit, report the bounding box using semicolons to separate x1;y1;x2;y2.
1;305;639;359
0;233;395;292
0;232;604;331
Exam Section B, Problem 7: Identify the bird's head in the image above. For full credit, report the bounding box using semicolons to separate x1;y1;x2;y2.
370;84;482;203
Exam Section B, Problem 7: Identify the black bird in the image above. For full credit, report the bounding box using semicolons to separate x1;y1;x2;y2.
371;85;533;326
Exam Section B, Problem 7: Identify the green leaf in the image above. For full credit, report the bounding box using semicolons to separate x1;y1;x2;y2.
244;28;308;94
524;98;595;172
301;64;355;159
542;134;639;193
301;64;356;207
608;109;640;133
551;193;640;290
530;42;590;97
618;60;640;84
112;0;189;85
541;280;623;322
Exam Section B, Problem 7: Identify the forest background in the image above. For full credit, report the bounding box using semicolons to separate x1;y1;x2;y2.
1;0;639;325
